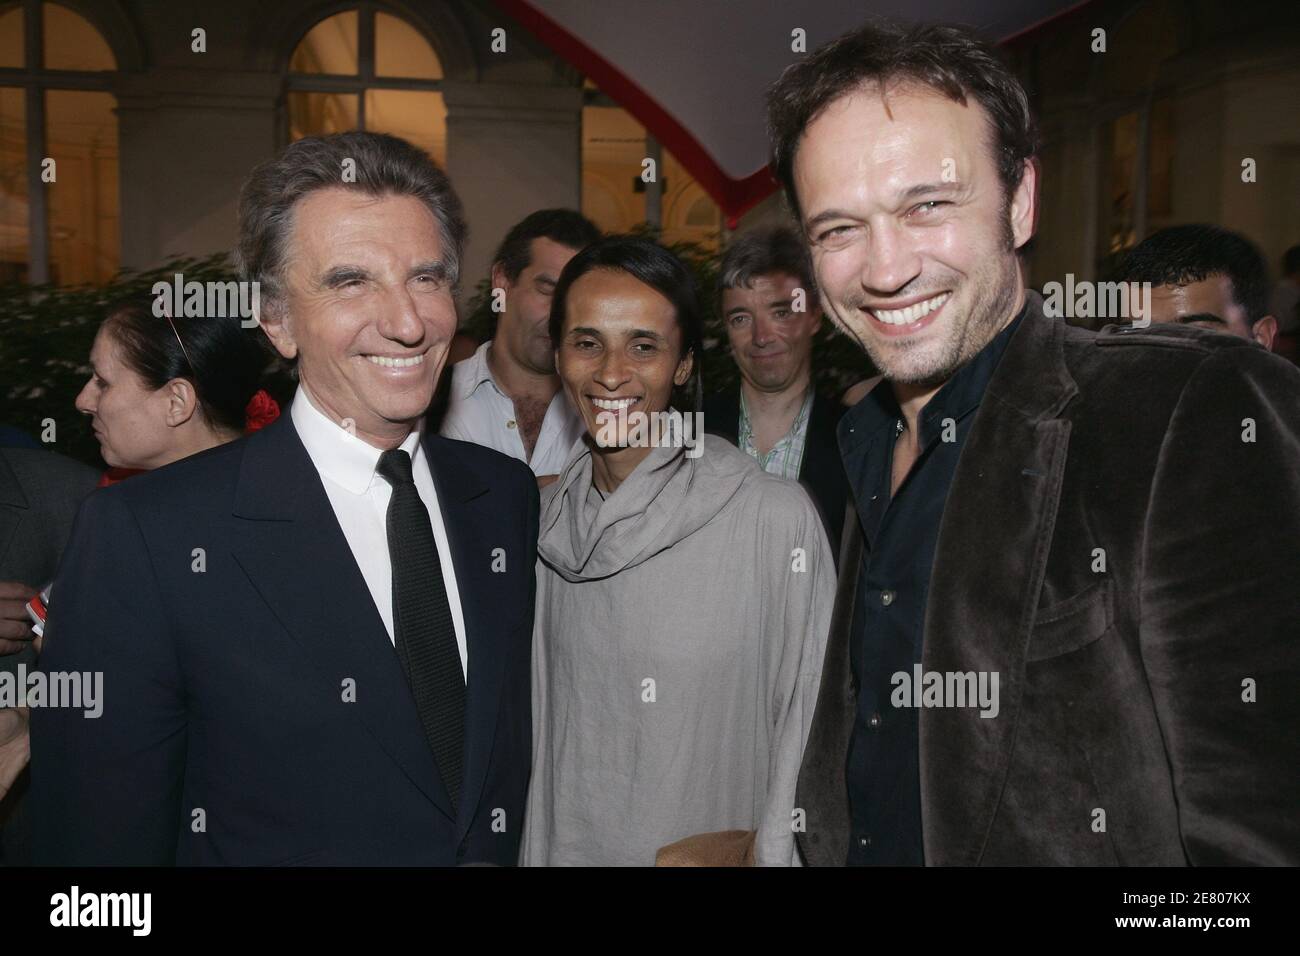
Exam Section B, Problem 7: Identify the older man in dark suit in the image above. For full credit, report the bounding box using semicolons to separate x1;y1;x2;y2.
31;132;538;866
768;22;1299;865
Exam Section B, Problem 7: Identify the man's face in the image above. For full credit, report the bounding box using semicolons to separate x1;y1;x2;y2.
495;237;581;375
793;84;1036;387
556;269;692;452
1149;275;1258;339
263;188;457;446
722;272;820;393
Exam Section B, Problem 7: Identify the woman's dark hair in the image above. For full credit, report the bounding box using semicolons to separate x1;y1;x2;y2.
548;235;703;407
102;296;272;434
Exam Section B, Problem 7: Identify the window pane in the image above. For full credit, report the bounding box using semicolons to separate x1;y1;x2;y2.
287;91;359;140
1106;111;1139;256
289;11;358;75
375;12;442;80
1147;99;1175;220
46;90;118;285
364;90;446;166
0;87;27;283
0;7;21;68
44;2;116;71
582;104;647;233
662;151;719;248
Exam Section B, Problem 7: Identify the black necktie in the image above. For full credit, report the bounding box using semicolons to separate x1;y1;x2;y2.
377;448;465;808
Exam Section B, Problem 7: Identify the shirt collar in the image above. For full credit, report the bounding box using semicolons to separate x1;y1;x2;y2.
455;340;503;401
291;385;423;496
739;385;814;446
840;299;1029;452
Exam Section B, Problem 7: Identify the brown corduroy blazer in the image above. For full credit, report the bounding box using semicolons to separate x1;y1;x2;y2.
796;294;1300;866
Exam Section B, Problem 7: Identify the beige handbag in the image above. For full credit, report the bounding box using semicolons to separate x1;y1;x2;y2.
655;829;757;867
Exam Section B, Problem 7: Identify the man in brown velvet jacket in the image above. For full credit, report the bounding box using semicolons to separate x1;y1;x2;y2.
767;21;1299;866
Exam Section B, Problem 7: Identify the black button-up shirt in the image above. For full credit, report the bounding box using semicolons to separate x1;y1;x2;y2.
840;305;1026;866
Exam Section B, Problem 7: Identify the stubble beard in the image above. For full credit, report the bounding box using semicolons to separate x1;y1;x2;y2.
837;226;1021;389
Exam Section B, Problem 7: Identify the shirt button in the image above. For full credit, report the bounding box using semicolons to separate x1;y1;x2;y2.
868;712;881;729
858;835;872;848
881;589;895;606
506;420;517;429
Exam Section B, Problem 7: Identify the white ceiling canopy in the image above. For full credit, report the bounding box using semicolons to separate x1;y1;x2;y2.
496;0;1091;221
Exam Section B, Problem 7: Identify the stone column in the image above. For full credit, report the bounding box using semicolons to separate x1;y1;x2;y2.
440;80;583;304
115;70;280;271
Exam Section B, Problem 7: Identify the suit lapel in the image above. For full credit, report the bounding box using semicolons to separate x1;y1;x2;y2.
702;391;741;445
229;415;454;820
422;435;503;836
919;298;1078;866
0;452;27;573
800;395;841;495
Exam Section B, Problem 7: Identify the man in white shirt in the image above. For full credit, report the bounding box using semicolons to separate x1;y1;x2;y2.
32;131;539;866
289;384;468;672
440;210;599;485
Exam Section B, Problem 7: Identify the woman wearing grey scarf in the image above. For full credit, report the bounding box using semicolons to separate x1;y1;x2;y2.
521;236;834;866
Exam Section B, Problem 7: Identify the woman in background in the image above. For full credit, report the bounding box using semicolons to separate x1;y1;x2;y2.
76;298;279;483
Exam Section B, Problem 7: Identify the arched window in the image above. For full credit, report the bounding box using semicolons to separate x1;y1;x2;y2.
1091;1;1179;271
580;79;721;248
0;0;118;285
286;6;447;166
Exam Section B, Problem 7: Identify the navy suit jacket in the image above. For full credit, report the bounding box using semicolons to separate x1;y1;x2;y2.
30;414;538;866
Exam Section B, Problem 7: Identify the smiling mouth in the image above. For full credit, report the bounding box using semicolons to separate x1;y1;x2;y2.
363;349;428;369
590;396;640;412
867;291;951;326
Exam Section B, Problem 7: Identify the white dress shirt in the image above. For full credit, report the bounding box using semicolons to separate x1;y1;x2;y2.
439;340;585;475
291;386;467;679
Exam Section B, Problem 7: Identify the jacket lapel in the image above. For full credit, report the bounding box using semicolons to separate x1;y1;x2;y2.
800;396;846;518
796;496;864;866
229;415;454;820
701;391;741;445
420;435;503;837
919;296;1078;865
0;451;27;572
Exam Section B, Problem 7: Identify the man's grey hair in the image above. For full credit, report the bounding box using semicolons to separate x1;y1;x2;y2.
235;131;467;318
718;225;818;301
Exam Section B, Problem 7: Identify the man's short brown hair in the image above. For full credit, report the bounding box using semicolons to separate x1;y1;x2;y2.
766;21;1038;222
